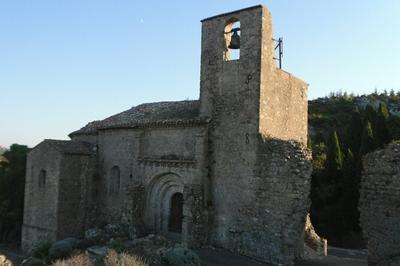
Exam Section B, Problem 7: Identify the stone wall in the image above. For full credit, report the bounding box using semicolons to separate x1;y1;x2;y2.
260;69;308;144
229;138;312;265
57;154;96;239
199;5;310;265
360;141;400;265
22;143;61;251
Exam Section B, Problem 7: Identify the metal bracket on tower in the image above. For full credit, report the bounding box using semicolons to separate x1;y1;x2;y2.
273;38;283;69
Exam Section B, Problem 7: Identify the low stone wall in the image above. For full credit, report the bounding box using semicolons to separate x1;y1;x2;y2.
359;141;400;265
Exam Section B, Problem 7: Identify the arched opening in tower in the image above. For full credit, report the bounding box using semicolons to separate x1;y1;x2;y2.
168;192;183;233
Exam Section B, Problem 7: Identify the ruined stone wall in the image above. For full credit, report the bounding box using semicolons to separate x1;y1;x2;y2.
360;141;400;265
226;138;312;265
22;143;61;251
57;154;96;239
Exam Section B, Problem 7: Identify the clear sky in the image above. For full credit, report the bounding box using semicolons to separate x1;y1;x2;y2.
1;0;399;148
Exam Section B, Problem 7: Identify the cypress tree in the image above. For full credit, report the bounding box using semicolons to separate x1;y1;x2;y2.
342;149;360;231
375;102;390;147
345;108;363;158
359;121;375;155
365;103;377;124
326;131;344;174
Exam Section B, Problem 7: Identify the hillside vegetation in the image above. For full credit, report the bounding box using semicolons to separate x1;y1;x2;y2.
308;91;400;248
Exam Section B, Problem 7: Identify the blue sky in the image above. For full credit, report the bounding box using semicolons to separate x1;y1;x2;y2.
1;0;399;147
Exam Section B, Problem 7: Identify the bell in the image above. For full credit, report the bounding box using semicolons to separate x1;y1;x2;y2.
228;30;240;49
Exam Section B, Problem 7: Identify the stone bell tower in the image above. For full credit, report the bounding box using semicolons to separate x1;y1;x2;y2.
200;5;311;265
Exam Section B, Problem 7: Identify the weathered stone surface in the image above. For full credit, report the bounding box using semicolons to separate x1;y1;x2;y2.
22;5;311;266
304;214;327;256
359;141;400;266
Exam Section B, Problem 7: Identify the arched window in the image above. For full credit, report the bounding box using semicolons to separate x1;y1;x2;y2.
38;169;46;188
109;166;120;195
223;18;241;61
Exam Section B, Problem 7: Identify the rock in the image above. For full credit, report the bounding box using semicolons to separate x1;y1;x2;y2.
104;224;125;239
20;257;43;266
86;246;108;258
48;240;74;261
162;247;201;266
84;227;105;243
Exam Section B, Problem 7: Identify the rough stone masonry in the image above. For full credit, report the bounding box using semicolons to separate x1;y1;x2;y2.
22;5;313;265
360;141;400;266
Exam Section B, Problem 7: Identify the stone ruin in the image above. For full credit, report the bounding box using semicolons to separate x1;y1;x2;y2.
21;5;318;265
360;141;400;265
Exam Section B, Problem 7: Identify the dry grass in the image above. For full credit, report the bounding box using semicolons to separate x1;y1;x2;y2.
52;249;148;266
52;253;93;266
105;250;148;266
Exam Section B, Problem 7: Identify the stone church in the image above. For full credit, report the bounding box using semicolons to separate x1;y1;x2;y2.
22;5;313;265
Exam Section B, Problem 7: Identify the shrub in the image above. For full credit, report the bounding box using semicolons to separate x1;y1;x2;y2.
62;238;79;249
48;240;74;261
108;239;126;253
52;253;93;266
32;240;53;259
104;250;147;266
161;247;201;266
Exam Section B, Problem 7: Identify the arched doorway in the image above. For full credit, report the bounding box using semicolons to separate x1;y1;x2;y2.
168;193;183;233
145;173;184;233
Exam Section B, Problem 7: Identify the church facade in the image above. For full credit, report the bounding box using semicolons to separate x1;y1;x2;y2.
22;5;312;265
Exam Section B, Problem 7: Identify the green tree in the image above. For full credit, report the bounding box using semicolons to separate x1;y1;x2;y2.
365;103;378;127
325;131;344;174
388;115;400;140
342;149;360;231
374;102;391;147
345;108;363;158
359;121;375;155
0;144;29;242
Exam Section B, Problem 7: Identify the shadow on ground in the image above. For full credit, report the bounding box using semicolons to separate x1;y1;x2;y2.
196;247;367;266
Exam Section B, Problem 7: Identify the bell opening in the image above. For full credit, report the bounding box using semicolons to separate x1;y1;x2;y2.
223;20;240;61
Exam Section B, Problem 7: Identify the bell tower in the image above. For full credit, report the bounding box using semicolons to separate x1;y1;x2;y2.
199;5;309;263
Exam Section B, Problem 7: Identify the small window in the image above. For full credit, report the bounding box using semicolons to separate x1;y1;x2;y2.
109;166;120;195
223;19;241;61
38;169;46;188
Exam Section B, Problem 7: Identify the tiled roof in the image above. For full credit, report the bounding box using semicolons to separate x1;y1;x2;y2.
43;139;94;155
69;100;202;136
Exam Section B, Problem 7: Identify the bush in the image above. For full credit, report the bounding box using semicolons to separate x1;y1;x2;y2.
62;238;79;249
48;240;74;261
161;247;201;266
32;240;53;259
104;250;148;266
107;239;125;253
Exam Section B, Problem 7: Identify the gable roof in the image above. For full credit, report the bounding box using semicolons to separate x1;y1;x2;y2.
36;139;94;155
69;100;203;136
